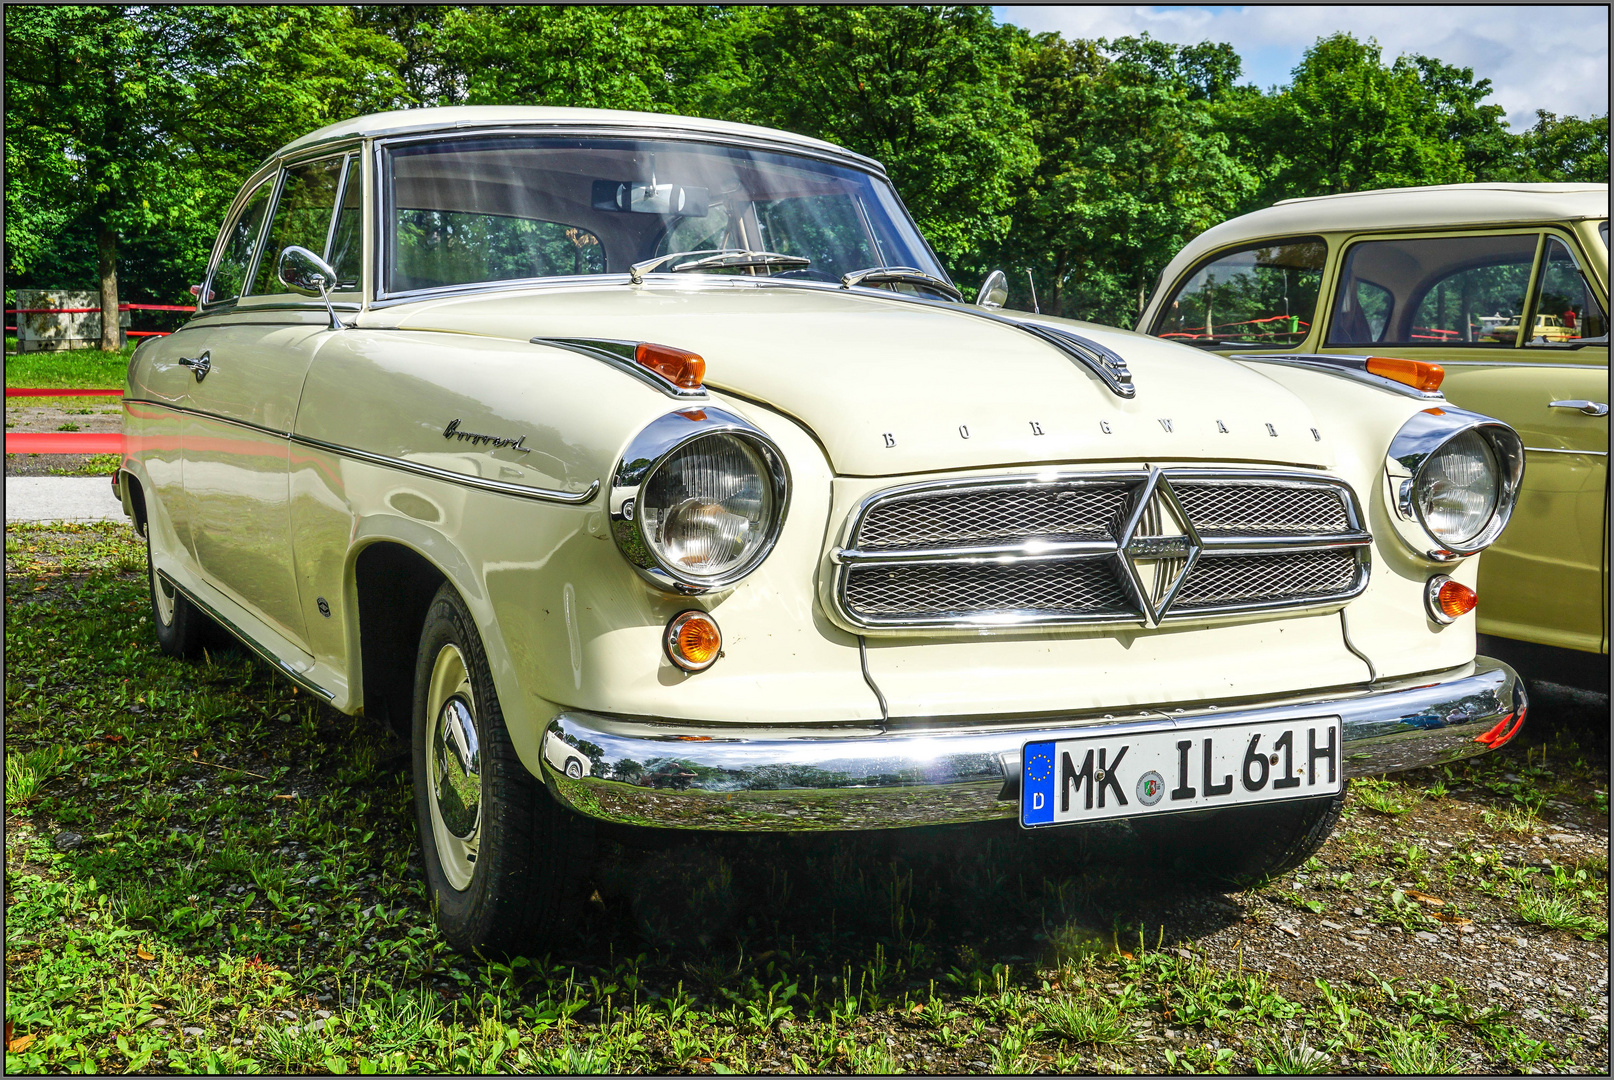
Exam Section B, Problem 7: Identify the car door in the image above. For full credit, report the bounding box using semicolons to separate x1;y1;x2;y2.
182;151;360;652
1318;228;1609;655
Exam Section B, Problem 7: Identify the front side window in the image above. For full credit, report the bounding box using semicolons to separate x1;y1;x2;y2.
1328;233;1537;347
1152;238;1326;347
383;136;943;293
327;155;363;289
1529;236;1608;343
206;180;272;304
250;155;346;295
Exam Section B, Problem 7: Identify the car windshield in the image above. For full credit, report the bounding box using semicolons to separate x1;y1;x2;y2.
383;135;944;294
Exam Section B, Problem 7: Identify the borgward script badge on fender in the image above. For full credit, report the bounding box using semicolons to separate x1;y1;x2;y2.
442;419;532;453
1115;468;1202;626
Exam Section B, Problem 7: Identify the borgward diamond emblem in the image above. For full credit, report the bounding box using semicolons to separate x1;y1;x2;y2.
1115;468;1202;626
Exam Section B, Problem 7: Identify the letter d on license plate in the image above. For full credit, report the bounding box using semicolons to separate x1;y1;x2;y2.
1021;716;1343;828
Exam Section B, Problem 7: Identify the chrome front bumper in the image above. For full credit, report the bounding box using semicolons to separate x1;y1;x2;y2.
538;657;1525;832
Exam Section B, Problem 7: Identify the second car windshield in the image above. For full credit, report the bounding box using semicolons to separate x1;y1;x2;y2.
383;136;944;293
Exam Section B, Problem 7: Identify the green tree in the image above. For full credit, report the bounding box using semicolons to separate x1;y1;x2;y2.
436;5;747;116
4;6;406;339
1514;110;1611;182
996;32;1256;324
729;6;1036;274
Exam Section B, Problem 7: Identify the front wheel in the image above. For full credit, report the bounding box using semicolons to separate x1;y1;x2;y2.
147;530;216;658
412;582;592;954
1130;788;1348;888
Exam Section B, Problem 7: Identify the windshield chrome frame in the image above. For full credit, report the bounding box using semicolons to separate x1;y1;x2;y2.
371;126;950;305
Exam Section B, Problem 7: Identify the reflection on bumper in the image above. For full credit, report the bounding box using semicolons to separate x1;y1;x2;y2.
538;657;1525;832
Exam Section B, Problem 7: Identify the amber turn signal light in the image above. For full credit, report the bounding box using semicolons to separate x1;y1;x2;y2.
665;610;722;671
1425;575;1476;624
637;342;705;389
1367;355;1444;393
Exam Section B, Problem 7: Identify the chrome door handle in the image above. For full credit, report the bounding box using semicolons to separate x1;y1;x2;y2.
1549;399;1609;417
177;351;211;382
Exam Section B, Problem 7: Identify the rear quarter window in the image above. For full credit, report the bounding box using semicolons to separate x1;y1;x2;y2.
1152;238;1326;348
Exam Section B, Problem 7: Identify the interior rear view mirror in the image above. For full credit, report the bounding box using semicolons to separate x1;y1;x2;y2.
592;179;709;217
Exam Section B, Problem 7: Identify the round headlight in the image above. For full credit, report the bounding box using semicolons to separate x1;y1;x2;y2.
611;408;790;592
640;433;774;579
1384;407;1524;560
1414;429;1499;546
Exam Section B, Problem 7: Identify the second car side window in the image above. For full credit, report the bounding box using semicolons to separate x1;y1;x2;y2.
1153;237;1326;347
1328;233;1538;346
249;156;346;295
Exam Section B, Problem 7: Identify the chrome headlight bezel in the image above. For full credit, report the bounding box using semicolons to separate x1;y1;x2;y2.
1384;407;1524;560
609;407;791;593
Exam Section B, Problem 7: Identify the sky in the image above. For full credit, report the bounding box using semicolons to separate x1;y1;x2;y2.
996;5;1610;130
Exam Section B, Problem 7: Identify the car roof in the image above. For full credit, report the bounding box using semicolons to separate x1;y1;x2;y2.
1148;183;1608;315
275;105;884;174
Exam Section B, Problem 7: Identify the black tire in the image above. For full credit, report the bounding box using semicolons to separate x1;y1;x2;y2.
411;582;592;954
147;530;214;658
1131;788;1348;888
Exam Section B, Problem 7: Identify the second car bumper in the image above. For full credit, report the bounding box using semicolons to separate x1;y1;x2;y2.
538;657;1525;832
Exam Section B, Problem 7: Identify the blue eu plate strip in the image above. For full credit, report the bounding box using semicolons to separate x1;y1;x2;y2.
1022;740;1056;826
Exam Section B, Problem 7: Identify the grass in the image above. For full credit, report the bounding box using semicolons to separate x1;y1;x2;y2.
3;520;1608;1075
4;342;134;389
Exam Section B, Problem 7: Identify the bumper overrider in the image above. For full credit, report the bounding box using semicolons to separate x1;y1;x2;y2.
538;658;1525;831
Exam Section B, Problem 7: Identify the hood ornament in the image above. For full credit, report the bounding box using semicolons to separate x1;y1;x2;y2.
1014;322;1135;399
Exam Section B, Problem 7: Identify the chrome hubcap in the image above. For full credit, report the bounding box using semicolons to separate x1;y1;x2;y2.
152;564;176;626
426;644;480;890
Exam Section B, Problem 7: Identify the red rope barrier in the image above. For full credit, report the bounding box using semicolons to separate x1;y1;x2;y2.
6;303;195;313
7;388;124;397
5;432;124;455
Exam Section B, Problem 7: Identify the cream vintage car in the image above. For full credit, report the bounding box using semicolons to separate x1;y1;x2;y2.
1140;184;1608;690
118;108;1529;954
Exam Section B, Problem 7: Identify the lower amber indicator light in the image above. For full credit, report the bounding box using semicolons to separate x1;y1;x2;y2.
666;611;722;671
1436;579;1477;618
1426;575;1477;623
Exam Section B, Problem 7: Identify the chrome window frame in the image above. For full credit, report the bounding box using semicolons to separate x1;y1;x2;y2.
197;141;368;319
829;467;1371;632
370;126;950;306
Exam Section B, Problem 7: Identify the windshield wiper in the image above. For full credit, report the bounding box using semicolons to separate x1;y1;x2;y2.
629;248;810;283
840;266;963;302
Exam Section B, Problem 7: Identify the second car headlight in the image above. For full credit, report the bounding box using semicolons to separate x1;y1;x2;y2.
1385;407;1524;559
611;408;790;592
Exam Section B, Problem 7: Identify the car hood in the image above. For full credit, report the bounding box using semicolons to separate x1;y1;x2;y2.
376;282;1334;476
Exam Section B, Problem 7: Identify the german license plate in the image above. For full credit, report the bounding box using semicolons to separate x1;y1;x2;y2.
1021;716;1343;828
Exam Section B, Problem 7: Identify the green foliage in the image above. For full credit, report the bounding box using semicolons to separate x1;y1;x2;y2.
3;8;1606;341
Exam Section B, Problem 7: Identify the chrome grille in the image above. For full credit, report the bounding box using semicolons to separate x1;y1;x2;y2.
1169;482;1349;536
856;483;1129;549
1174;551;1360;609
845;560;1132;619
834;468;1369;630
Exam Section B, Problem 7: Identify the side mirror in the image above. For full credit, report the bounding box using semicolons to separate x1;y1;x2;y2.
977;269;1009;310
278;245;337;297
277;245;345;330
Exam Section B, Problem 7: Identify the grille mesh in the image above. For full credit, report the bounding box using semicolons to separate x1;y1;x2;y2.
1170;483;1349;535
844;560;1131;618
838;471;1365;626
1174;550;1360;608
855;484;1130;549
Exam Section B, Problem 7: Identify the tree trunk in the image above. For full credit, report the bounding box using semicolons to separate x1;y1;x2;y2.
96;223;120;352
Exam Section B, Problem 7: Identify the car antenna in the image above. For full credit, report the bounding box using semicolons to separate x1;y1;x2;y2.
1026;269;1040;314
